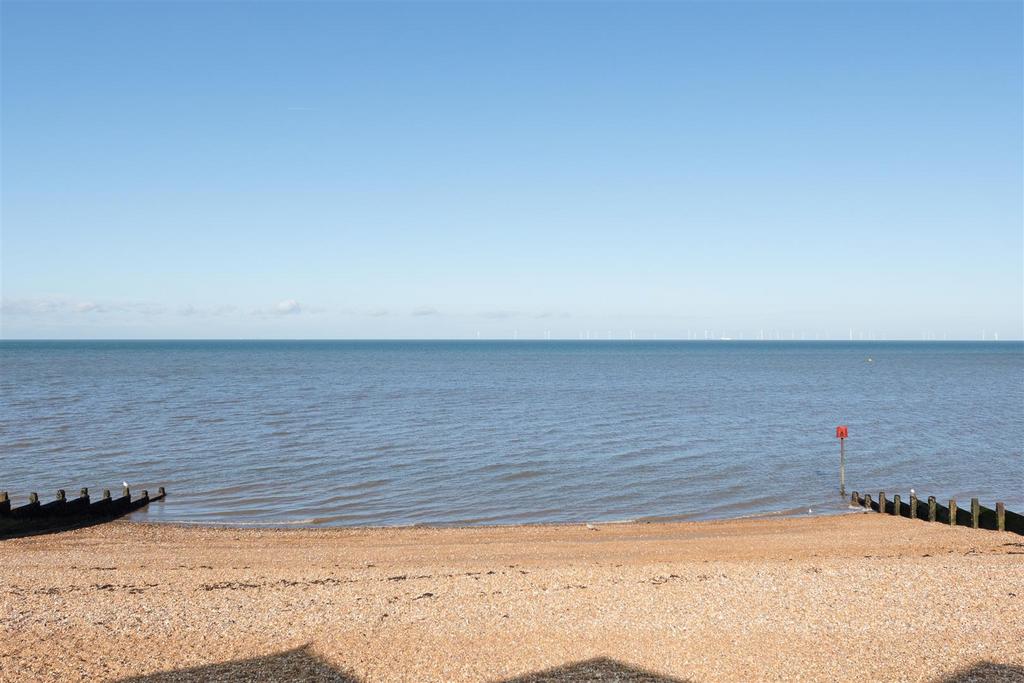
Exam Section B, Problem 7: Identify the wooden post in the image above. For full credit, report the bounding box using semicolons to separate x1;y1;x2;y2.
103;489;111;500
57;489;66;502
851;491;858;506
864;494;873;511
910;493;918;520
928;496;937;522
0;491;9;514
949;498;957;527
893;494;901;517
839;437;846;496
122;485;130;499
878;491;886;514
971;498;980;529
80;487;89;500
29;492;38;504
158;486;166;497
997;502;1005;532
141;490;149;499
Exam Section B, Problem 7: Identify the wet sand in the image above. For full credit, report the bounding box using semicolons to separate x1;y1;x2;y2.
1;513;1022;682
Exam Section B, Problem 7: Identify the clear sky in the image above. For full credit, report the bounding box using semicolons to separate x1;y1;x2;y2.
1;1;1021;340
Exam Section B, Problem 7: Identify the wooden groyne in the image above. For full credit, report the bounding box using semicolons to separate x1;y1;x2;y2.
851;490;1022;536
0;486;165;540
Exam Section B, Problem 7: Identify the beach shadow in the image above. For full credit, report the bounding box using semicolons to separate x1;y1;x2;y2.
117;652;1022;682
117;644;359;682
932;662;1024;682
501;657;689;682
117;651;687;682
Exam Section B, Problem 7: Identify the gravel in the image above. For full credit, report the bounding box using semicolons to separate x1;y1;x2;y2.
1;514;1021;682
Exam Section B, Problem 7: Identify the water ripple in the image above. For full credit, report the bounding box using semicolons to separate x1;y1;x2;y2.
1;340;1021;525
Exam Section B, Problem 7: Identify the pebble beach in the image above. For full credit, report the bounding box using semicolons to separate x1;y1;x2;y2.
2;513;1022;682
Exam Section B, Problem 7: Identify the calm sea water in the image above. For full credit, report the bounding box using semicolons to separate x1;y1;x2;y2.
1;341;1021;526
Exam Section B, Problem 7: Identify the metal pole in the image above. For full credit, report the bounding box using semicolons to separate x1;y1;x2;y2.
839;437;846;496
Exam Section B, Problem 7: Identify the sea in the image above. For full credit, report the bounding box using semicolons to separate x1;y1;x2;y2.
1;340;1021;527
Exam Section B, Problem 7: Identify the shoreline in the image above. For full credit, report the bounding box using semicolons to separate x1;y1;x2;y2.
3;513;1022;681
128;502;863;531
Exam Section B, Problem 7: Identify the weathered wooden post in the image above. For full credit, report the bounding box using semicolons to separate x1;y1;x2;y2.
122;484;130;499
851;491;859;506
971;498;980;529
29;492;38;504
80;487;89;500
910;493;918;520
836;426;848;496
878;491;886;514
103;489;111;500
996;502;1005;532
928;496;937;522
158;487;166;497
893;494;901;517
53;490;66;513
949;498;957;527
0;492;9;514
864;493;873;511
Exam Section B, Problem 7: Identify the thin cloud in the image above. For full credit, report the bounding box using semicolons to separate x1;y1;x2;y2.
178;304;238;317
274;299;302;315
1;297;164;316
0;298;65;315
110;302;166;316
411;307;440;317
251;299;304;317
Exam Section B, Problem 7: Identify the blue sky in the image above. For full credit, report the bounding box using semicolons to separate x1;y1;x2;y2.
2;1;1021;339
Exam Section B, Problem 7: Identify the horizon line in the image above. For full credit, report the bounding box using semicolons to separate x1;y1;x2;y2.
1;338;1022;344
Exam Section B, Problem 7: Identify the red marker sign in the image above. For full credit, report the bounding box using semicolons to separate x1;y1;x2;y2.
836;425;848;439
